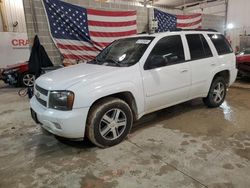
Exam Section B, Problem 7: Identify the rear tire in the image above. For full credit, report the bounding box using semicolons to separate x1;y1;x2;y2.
86;97;133;148
203;77;227;108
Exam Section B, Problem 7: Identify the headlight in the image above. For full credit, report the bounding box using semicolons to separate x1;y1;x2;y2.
49;91;74;111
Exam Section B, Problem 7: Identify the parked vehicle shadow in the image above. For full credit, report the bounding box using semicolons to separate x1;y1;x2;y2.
131;98;205;134
237;76;250;83
55;136;96;149
54;98;206;149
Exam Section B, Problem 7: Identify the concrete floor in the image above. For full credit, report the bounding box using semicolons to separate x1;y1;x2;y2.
0;81;250;188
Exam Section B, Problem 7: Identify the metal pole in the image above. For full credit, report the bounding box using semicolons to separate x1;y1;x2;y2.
224;0;229;36
0;0;8;31
147;6;150;33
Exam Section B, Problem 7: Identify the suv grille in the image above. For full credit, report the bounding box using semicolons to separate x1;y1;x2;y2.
35;96;47;107
35;84;48;96
35;84;48;107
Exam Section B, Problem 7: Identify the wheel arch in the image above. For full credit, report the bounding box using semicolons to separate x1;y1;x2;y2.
212;70;230;86
88;91;139;121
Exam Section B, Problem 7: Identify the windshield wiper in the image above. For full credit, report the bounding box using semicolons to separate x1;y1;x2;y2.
88;57;102;64
105;59;121;67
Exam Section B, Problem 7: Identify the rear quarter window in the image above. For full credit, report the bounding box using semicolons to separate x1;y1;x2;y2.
208;34;233;55
186;34;212;60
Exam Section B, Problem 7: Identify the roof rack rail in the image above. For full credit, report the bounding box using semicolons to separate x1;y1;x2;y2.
171;28;218;32
137;31;148;34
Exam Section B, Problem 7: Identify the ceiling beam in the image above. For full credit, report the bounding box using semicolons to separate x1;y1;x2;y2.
179;0;226;11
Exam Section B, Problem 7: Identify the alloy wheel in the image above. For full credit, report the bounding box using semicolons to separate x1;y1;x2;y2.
23;74;35;87
212;82;225;103
99;108;127;141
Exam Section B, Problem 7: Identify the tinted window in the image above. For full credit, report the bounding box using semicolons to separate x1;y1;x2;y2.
239;48;250;55
245;49;250;54
208;34;233;55
146;35;185;68
186;34;212;60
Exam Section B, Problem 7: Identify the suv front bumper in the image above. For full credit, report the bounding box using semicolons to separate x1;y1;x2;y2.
30;96;89;139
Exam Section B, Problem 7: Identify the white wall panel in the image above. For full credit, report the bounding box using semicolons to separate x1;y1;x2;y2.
226;0;250;50
227;0;250;28
0;32;30;67
189;4;226;16
2;0;26;32
202;14;225;33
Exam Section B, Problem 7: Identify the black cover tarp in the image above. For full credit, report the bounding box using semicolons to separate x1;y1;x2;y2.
28;35;53;78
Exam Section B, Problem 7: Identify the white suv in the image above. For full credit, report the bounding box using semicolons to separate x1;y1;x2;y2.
30;30;237;147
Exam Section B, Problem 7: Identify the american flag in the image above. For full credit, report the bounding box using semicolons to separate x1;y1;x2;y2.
154;9;202;32
43;0;137;61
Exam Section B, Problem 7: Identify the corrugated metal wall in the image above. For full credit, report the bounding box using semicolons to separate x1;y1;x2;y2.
0;0;26;32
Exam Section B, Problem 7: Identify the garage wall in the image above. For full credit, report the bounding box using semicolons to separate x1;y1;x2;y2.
226;0;250;51
184;1;226;16
0;0;27;32
201;14;225;34
23;0;225;65
0;13;3;31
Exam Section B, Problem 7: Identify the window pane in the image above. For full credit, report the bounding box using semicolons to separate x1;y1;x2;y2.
147;35;185;66
186;34;211;60
208;34;233;55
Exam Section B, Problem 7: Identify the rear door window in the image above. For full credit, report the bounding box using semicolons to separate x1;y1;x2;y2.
208;34;233;55
186;34;213;60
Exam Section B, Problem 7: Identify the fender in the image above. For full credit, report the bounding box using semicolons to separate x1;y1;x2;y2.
70;81;145;116
204;66;230;97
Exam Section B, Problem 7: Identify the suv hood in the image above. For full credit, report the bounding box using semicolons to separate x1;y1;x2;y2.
35;63;118;90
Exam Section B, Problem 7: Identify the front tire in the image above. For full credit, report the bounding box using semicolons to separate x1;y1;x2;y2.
86;97;133;148
203;77;227;108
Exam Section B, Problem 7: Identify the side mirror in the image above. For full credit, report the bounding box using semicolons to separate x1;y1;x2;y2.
145;55;166;70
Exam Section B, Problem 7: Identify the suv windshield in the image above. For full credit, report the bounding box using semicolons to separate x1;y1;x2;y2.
88;37;154;67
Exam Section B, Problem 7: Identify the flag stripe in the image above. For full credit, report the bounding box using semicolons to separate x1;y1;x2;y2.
63;54;96;60
91;36;119;43
87;9;136;17
89;25;137;32
88;20;136;27
87;14;136;22
176;14;202;19
60;48;98;56
90;30;137;37
177;16;202;24
54;39;92;47
57;43;98;51
177;18;202;27
180;24;202;29
93;41;112;48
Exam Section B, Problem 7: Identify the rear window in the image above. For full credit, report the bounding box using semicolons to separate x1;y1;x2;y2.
208;34;233;55
186;34;213;60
